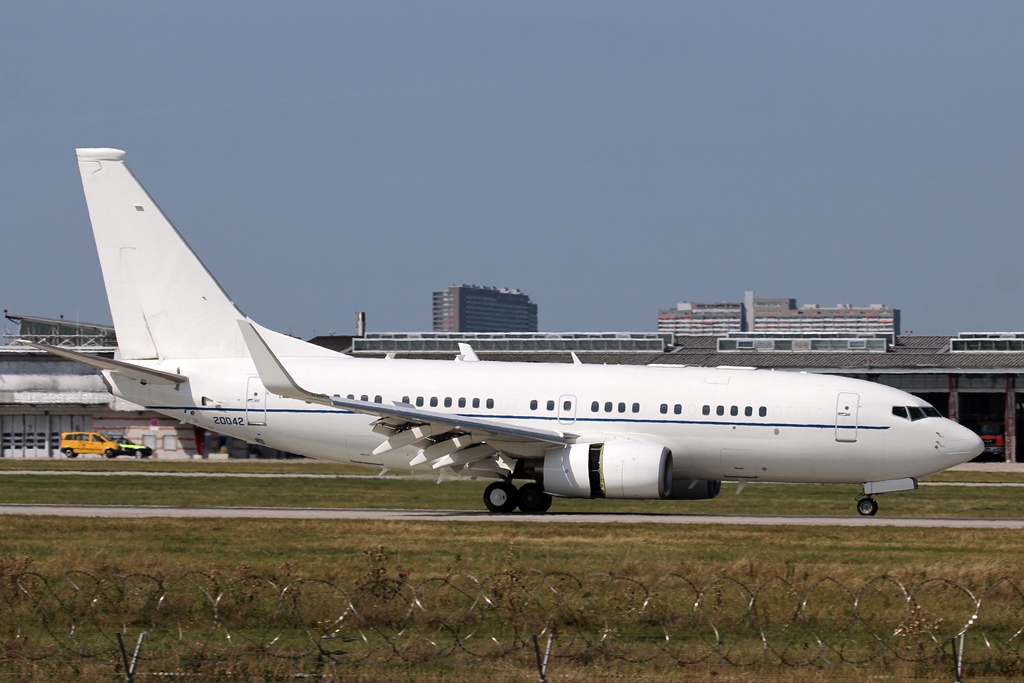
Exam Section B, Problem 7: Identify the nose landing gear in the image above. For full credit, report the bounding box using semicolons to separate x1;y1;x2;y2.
856;496;878;516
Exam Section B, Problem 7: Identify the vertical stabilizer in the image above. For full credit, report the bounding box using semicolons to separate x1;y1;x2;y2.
76;148;246;359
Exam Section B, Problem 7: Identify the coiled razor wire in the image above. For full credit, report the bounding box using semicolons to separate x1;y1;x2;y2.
1;570;1023;676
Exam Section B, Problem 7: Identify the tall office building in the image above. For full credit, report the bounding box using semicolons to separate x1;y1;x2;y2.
432;284;538;333
658;293;900;337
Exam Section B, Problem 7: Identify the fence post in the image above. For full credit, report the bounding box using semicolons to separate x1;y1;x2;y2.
951;633;964;683
116;632;145;683
533;633;553;683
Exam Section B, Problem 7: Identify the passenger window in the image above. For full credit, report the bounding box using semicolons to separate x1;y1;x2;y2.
416;396;424;407
632;403;640;413
458;397;466;408
347;394;355;400
547;400;555;411
716;405;725;416
530;400;538;410
402;396;410;404
430;397;438;407
674;404;682;415
744;406;752;417
444;397;452;408
660;404;668;414
374;395;382;404
605;402;613;412
563;400;572;411
730;406;738;416
703;405;711;415
472;398;480;408
759;406;767;417
892;406;909;420
360;395;368;402
591;401;599;412
618;402;626;413
486;398;494;409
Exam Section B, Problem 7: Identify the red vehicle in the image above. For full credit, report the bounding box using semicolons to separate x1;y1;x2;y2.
978;422;1005;460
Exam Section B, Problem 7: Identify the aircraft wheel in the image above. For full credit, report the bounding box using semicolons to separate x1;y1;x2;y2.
483;481;519;513
63;448;77;459
518;483;553;514
857;497;878;517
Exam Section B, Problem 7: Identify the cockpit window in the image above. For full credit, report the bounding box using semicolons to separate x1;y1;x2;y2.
894;405;941;421
907;406;927;421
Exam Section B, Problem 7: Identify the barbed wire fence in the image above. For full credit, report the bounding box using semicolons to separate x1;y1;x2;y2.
2;563;1024;681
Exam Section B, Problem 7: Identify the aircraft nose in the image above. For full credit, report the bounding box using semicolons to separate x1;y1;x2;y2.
938;421;984;463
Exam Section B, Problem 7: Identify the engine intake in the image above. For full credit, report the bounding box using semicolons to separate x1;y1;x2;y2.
542;442;672;499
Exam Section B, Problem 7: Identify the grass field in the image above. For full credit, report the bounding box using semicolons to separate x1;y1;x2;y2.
2;462;1022;681
2;515;1022;585
0;471;1022;517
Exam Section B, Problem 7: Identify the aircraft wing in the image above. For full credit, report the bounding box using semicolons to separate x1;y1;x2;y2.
238;321;569;470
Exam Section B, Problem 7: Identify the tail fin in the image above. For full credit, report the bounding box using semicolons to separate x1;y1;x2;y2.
77;148;247;360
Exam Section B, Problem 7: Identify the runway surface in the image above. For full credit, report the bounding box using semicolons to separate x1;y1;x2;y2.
1;504;1023;528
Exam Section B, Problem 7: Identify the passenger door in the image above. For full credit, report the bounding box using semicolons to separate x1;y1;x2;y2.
835;392;859;443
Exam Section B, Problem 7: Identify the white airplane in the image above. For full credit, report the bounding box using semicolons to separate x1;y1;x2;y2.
31;148;983;516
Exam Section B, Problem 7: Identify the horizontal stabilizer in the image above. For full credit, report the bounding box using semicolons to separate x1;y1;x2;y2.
23;341;188;385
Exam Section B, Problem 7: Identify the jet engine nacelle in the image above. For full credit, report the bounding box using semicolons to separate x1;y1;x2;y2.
542;442;672;499
666;479;722;500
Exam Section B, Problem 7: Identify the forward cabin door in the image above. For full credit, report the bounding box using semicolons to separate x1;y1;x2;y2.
835;392;860;442
246;376;268;426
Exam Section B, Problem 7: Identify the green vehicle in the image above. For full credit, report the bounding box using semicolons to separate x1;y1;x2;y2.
115;437;153;458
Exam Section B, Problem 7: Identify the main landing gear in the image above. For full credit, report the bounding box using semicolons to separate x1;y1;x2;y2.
856;496;879;517
483;481;553;514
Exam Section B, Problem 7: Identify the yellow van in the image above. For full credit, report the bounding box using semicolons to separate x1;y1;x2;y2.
60;432;124;459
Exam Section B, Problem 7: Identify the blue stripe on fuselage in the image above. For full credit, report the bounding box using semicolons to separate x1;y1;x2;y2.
151;405;890;431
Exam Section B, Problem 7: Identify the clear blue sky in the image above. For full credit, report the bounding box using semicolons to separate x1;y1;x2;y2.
2;2;1022;337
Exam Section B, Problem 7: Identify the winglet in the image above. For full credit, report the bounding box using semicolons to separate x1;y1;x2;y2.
237;320;331;406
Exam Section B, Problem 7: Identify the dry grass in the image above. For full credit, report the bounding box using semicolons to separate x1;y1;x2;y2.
2;515;1022;681
0;516;1022;585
